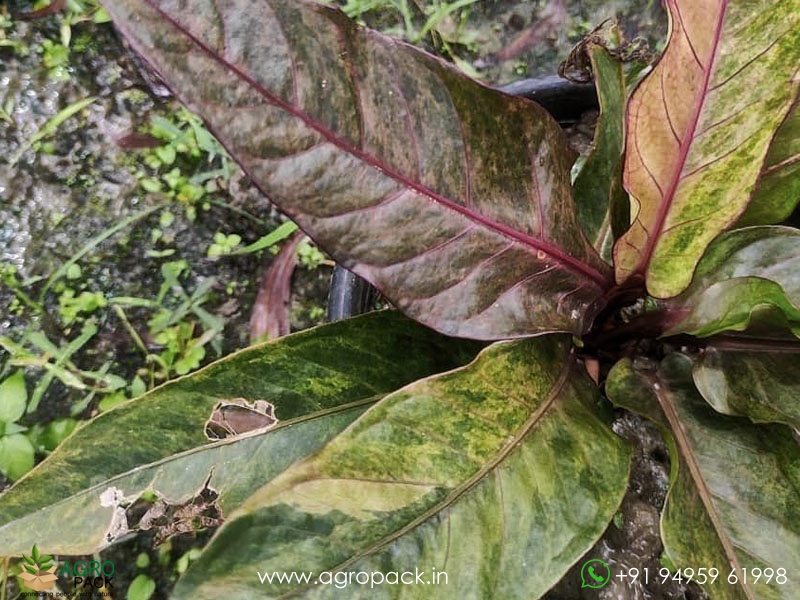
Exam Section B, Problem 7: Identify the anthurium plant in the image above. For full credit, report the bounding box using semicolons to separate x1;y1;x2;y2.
1;0;799;598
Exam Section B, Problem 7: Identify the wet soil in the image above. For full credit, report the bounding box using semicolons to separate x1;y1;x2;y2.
0;11;330;422
465;0;665;82
355;0;666;85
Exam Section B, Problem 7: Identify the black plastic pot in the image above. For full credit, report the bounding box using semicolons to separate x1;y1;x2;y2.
326;75;598;322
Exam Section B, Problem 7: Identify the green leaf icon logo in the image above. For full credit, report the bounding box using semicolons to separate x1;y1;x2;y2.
21;544;54;575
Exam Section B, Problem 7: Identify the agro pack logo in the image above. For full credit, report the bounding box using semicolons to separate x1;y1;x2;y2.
19;545;57;592
58;559;115;590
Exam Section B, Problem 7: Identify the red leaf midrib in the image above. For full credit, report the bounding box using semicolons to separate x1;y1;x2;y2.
635;0;729;277
138;0;611;290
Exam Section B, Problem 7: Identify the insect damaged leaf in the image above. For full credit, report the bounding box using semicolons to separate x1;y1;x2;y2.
204;398;278;440
131;475;224;545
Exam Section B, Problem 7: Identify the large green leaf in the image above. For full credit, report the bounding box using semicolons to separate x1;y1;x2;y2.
173;336;631;599
738;103;800;226
665;227;800;337
97;0;612;340
0;312;481;555
607;354;800;600
0;401;370;555
613;0;800;297
571;37;629;262
693;347;800;430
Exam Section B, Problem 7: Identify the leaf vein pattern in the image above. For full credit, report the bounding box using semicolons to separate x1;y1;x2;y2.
268;1;300;107
314;187;407;219
635;1;727;273
555;284;587;313
632;100;665;196
137;0;610;287
659;202;730;236
424;388;520;429
314;475;438;487
262;140;328;165
707;32;788;94
381;413;480;463
402;243;515;306
660;67;681;143
680;128;761;181
495;265;559;302
475;373;535;411
385;46;423;181
372;224;477;271
672;1;705;71
763;150;800;176
696;100;759;138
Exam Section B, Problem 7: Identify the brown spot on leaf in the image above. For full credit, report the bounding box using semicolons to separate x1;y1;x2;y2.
204;398;278;440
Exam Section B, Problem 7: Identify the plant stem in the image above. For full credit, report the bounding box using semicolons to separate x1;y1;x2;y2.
1;282;45;315
112;305;149;357
207;199;268;227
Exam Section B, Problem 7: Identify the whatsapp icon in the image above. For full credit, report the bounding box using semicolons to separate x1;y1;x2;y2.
580;559;611;589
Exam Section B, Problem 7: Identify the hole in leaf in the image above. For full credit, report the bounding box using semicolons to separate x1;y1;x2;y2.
127;474;224;545
204;398;278;440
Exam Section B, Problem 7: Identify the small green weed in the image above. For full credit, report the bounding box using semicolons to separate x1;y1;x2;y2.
296;239;329;270
134;108;236;221
206;232;242;257
0;6;30;57
0;215;230;481
0;372;35;481
110;258;225;383
8;96;97;166
38;38;70;80
0;36;325;484
340;0;479;45
0;369;79;482
58;289;107;325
